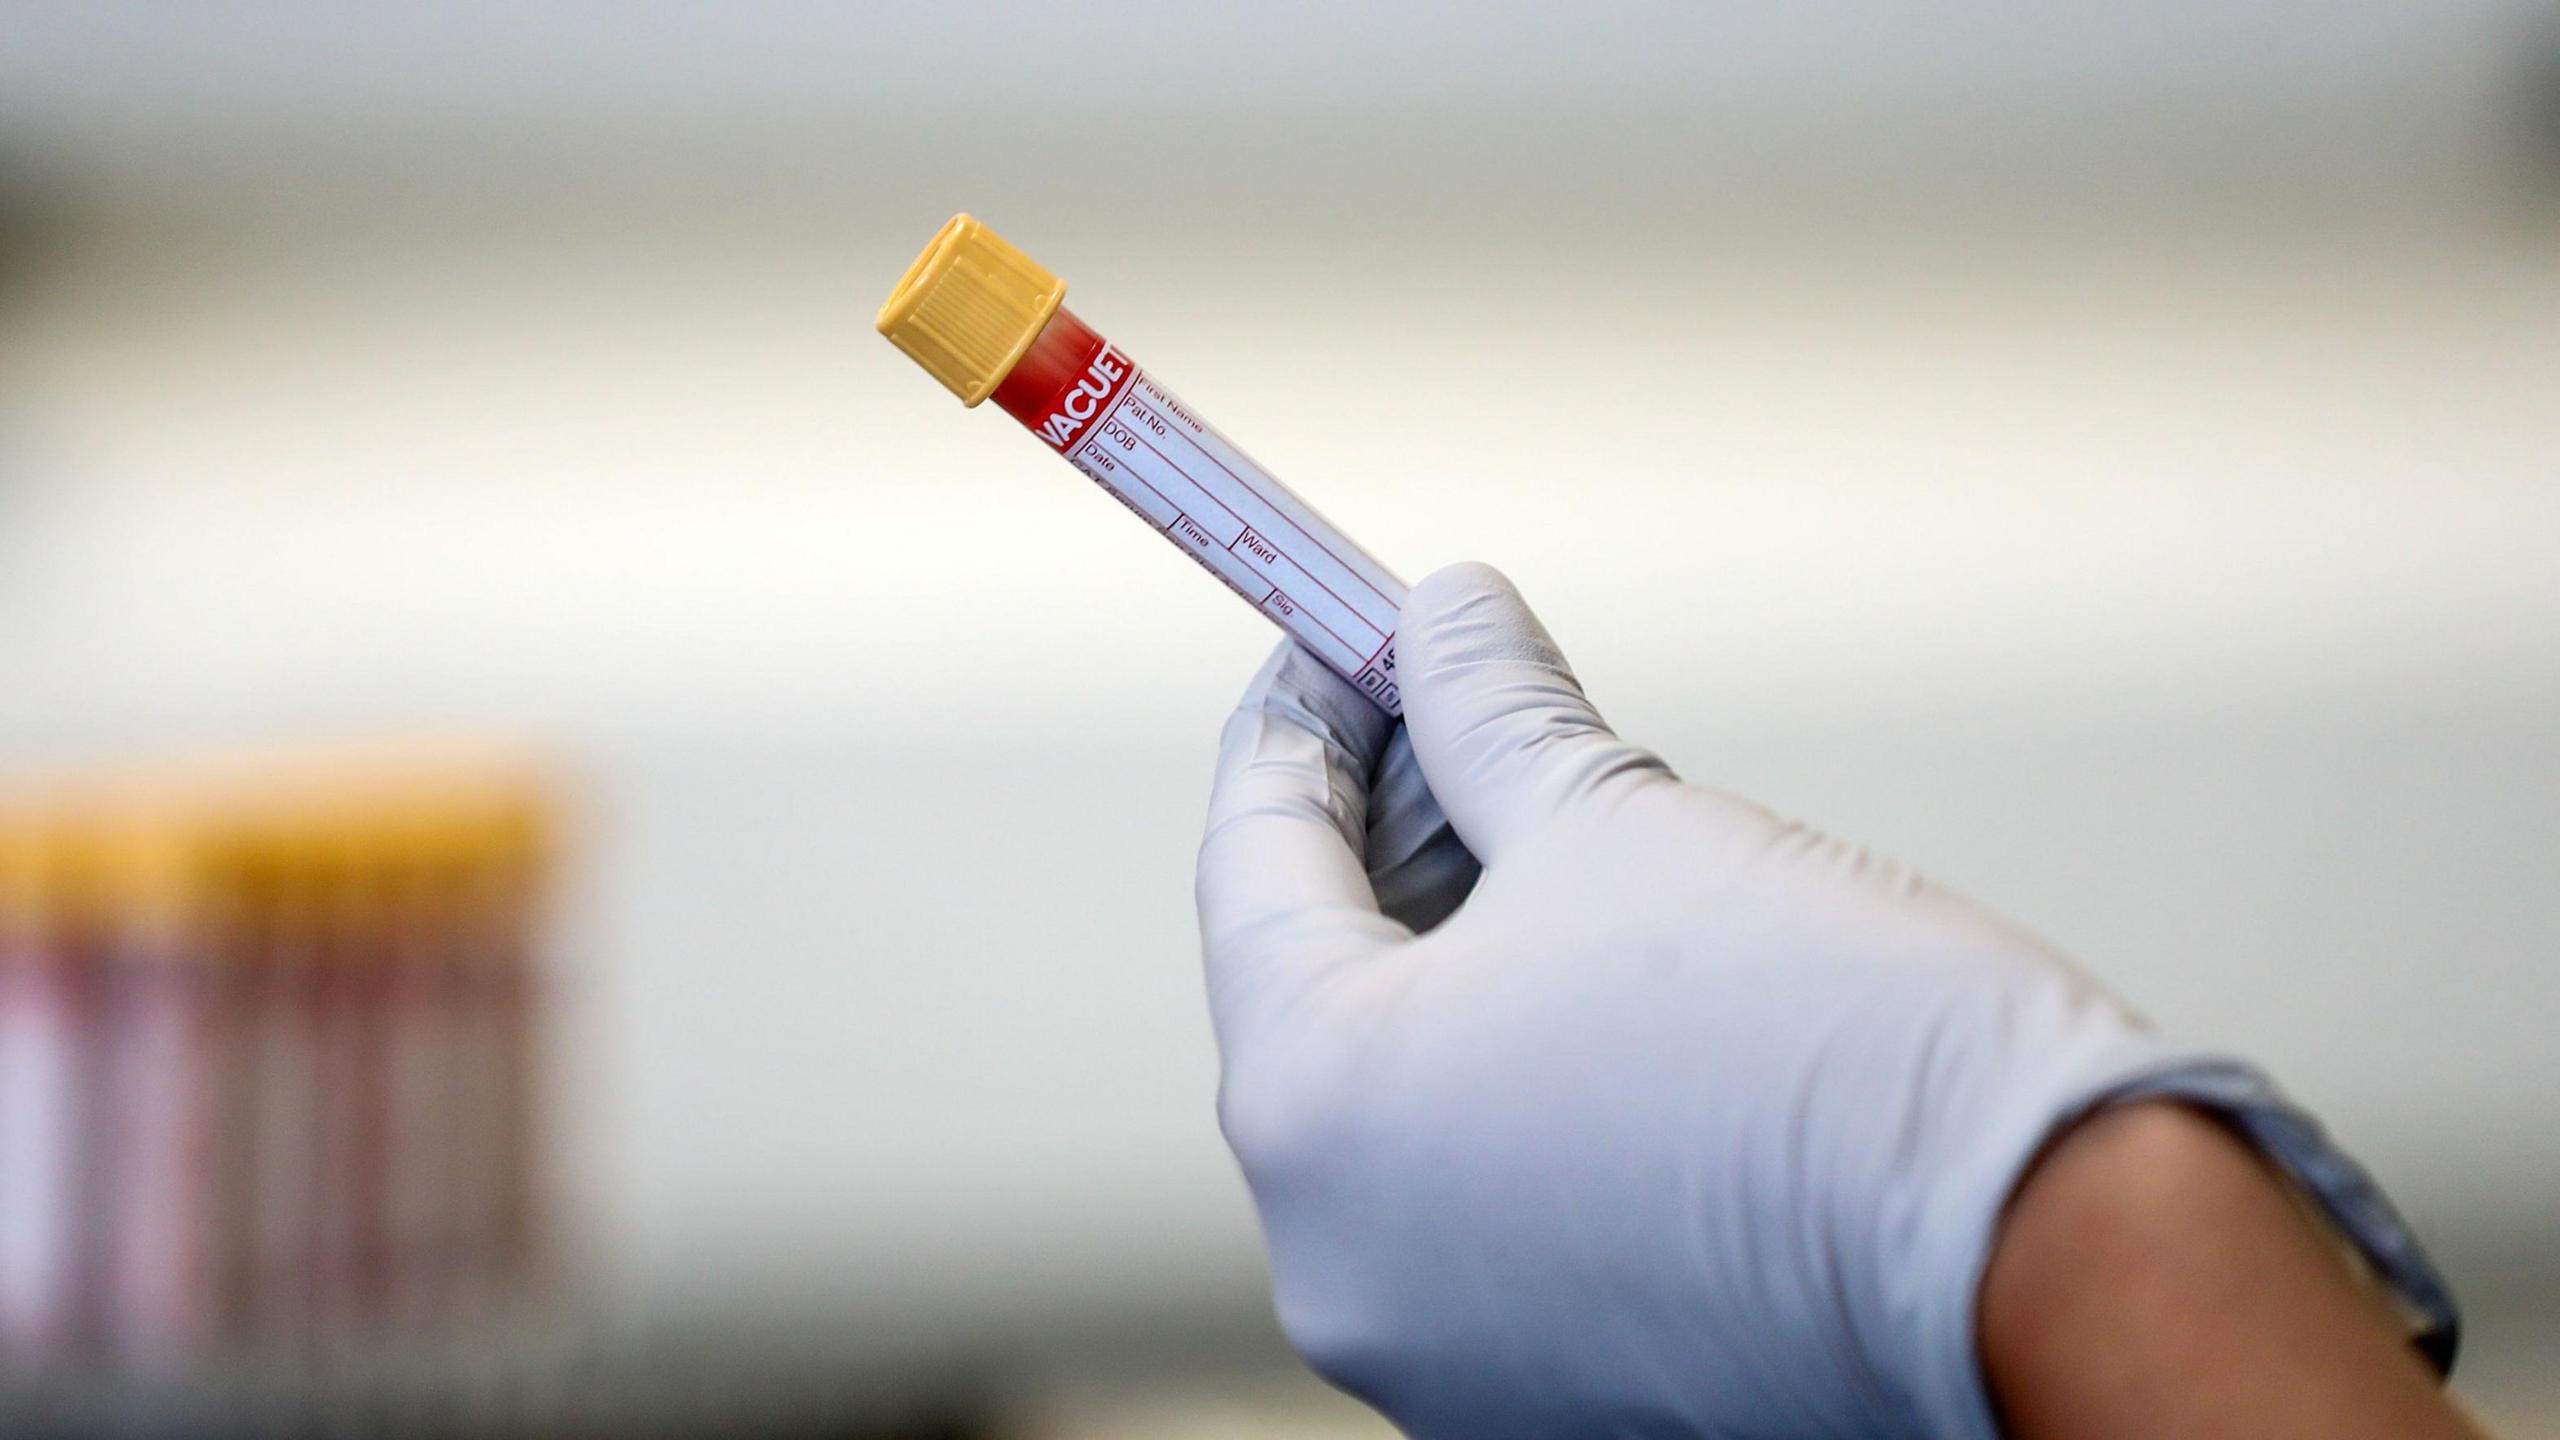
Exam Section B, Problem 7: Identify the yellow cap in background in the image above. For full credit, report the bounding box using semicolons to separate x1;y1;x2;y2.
0;742;565;943
58;804;224;941
875;214;1066;406
0;803;51;933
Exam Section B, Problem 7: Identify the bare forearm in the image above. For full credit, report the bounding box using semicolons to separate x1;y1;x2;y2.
1980;1102;2483;1440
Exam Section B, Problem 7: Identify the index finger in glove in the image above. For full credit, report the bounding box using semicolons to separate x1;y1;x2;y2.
1197;641;1410;1048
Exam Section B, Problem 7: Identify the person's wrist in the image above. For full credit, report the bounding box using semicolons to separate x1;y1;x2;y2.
1979;1101;2479;1440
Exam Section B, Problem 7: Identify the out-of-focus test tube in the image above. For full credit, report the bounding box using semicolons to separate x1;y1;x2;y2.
308;822;391;1342
0;810;87;1367
233;824;326;1357
0;749;562;1383
82;805;239;1368
878;214;1410;713
483;796;553;1308
380;813;460;1336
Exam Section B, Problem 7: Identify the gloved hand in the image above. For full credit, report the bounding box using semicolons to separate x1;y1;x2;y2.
1195;562;2451;1439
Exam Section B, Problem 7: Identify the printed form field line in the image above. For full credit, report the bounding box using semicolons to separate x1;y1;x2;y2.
1108;410;1387;645
1081;430;1374;670
1122;388;1401;614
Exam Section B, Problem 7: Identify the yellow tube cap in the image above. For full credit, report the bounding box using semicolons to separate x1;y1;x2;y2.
876;214;1066;407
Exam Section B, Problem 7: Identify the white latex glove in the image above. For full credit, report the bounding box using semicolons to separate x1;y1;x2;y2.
1196;562;2452;1440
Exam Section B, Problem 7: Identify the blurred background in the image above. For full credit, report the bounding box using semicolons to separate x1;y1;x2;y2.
1;2;2555;1434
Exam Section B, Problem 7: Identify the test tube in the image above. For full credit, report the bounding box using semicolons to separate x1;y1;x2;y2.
878;214;1408;714
235;817;327;1356
379;807;459;1337
84;805;241;1367
0;810;87;1365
